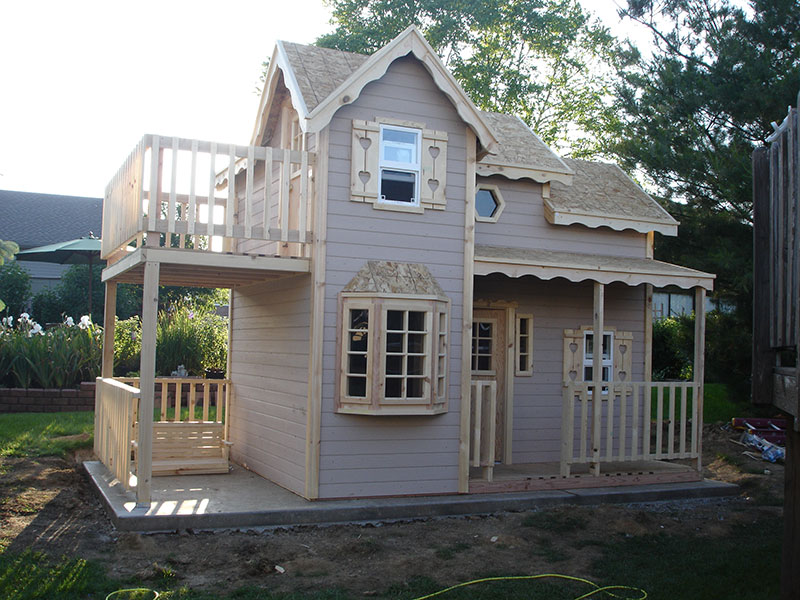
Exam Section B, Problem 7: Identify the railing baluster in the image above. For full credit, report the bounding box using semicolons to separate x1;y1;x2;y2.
189;382;197;422
169;137;178;246
560;383;575;477
655;385;663;459
245;145;254;239
281;149;291;243
632;383;640;460
668;383;676;458
299;150;308;244
691;382;699;455
680;381;688;457
189;139;198;244
580;386;589;462
208;141;218;243
606;388;614;461
203;383;210;422
263;146;272;239
226;146;236;242
148;135;160;234
619;384;627;461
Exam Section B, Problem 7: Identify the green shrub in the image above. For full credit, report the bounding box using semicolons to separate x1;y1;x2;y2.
114;304;227;376
0;314;101;388
0;261;31;317
652;315;693;380
31;288;63;324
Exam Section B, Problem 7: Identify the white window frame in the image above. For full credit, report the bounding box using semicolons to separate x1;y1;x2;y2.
379;124;421;206
515;313;533;376
582;330;614;390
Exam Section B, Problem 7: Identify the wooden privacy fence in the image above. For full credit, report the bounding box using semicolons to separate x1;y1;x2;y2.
560;380;701;477
470;380;497;481
94;377;139;489
103;134;316;259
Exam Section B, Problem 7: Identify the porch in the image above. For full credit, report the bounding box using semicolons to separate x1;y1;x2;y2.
97;134;317;505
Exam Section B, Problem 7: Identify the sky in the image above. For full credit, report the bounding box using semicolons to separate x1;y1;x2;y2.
0;0;641;198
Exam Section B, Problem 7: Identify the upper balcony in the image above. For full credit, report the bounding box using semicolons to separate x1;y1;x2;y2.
101;134;315;287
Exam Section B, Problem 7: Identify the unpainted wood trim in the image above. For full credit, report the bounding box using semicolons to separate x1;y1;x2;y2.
474;183;505;223
644;284;653;382
515;312;534;377
473;299;519;309
543;199;678;237
459;127;478;493
305;128;329;500
504;307;515;464
591;282;604;476
225;288;234;442
305;27;498;154
476;163;573;185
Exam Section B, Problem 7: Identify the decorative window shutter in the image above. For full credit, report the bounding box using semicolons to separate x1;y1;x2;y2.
614;331;633;382
420;128;448;209
351;119;380;202
562;327;633;383
563;329;582;384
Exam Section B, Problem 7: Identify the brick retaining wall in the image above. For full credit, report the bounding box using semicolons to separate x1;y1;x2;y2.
0;381;96;413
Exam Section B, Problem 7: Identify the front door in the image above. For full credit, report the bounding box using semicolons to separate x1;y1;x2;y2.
471;309;506;463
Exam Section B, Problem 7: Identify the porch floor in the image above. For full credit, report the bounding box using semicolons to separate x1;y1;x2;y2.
84;461;735;533
468;460;699;494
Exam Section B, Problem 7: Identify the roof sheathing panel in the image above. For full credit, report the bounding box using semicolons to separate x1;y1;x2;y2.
546;158;678;235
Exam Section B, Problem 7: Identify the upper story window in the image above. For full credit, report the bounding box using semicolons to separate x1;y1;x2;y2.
379;125;420;205
351;118;448;212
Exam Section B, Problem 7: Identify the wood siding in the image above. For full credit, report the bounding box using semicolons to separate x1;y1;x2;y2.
475;175;648;258
474;274;645;463
228;274;310;495
319;56;466;498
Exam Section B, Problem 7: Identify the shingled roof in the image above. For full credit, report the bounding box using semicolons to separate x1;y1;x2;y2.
0;190;102;249
545;159;678;235
279;42;368;113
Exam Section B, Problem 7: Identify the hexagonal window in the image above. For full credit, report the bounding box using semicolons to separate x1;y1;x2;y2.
475;185;505;222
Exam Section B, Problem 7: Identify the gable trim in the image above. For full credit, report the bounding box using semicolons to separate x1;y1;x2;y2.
303;26;499;155
543;198;679;236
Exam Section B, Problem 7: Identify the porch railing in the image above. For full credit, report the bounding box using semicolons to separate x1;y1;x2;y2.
103;134;315;259
117;377;229;427
94;377;139;490
470;380;497;481
560;380;701;477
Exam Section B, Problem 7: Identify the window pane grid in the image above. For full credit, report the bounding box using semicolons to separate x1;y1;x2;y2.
385;309;428;399
345;308;370;398
516;315;533;376
471;321;493;372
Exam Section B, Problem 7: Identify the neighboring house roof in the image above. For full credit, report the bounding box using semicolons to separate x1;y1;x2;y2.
474;244;714;290
0;189;102;249
477;111;573;184
545;159;679;236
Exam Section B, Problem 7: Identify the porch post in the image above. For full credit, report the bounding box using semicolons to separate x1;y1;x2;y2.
101;281;117;379
591;281;604;476
693;287;706;472
136;260;159;506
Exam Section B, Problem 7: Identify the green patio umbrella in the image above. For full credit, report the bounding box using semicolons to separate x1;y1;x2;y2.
16;236;104;315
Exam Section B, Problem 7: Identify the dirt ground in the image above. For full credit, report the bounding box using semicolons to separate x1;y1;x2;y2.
0;424;785;596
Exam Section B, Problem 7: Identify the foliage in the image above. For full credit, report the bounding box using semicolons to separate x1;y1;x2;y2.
114;304;227;377
30;264;141;326
0;412;94;458
613;0;800;222
0;239;20;313
316;0;624;157
652;311;752;400
0;314;101;389
0;261;31;317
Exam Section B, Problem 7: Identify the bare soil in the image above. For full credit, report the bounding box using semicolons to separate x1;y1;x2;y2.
0;424;784;596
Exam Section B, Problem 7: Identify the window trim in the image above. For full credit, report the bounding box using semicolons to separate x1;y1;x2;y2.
582;330;614;384
471;317;498;376
378;124;421;207
515;313;533;376
474;183;505;223
337;293;450;415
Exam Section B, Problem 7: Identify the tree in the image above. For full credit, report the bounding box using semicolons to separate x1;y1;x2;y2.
0;239;20;313
0;261;31;317
316;0;623;157
613;0;800;222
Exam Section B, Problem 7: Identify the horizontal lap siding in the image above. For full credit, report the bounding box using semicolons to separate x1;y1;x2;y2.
320;56;466;498
475;176;647;258
229;274;310;495
474;275;645;463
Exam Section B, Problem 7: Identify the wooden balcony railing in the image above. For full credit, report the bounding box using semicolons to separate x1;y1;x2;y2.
470;380;497;481
94;377;139;490
560;380;701;477
103;134;315;260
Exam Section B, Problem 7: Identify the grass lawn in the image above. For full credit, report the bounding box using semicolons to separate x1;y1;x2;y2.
0;411;94;458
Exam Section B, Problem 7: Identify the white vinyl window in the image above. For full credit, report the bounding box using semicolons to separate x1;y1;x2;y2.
379;124;420;205
583;330;613;383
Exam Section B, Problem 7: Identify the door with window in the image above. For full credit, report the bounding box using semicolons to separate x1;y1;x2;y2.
471;309;507;462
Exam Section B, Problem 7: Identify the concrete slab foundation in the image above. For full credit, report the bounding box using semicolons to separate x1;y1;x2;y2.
84;461;739;533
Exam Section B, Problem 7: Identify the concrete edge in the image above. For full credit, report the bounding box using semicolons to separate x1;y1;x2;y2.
83;461;740;533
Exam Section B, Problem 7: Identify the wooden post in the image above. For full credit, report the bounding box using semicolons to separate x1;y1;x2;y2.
136;260;159;506
591;281;604;476
693;287;706;472
752;146;775;405
101;282;117;378
459;128;478;493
